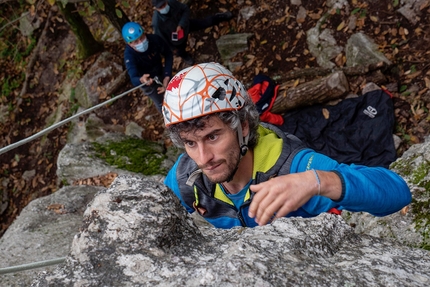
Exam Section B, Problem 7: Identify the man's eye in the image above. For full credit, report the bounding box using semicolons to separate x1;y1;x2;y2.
208;134;218;141
185;141;195;147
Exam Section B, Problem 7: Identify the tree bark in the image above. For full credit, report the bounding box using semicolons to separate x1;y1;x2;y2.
59;2;104;59
278;62;390;82
271;70;350;114
92;0;130;33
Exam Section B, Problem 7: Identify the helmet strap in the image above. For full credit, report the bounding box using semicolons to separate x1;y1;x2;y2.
237;124;249;157
224;124;249;183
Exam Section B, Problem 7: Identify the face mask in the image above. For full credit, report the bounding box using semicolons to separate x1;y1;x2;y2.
134;38;148;52
159;4;170;14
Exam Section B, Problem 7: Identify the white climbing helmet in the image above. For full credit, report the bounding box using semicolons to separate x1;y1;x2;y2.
162;62;248;127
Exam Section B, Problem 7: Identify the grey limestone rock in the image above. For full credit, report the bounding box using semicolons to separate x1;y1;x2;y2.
31;175;430;286
0;185;102;287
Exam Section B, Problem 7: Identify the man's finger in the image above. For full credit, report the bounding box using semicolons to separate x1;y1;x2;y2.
248;184;264;218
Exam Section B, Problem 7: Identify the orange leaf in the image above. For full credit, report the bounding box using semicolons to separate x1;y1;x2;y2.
322;108;330;119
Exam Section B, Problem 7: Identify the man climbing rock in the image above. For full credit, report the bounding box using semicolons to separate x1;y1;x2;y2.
162;62;411;229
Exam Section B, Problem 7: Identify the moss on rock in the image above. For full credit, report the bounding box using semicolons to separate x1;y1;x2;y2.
92;137;167;175
392;152;430;250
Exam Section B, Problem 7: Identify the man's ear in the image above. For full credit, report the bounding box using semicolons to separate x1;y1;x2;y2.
241;121;250;138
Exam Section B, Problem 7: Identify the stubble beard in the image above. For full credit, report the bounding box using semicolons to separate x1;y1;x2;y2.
201;147;241;184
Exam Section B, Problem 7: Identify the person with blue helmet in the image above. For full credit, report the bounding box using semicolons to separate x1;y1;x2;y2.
122;22;173;113
162;62;412;229
151;0;233;65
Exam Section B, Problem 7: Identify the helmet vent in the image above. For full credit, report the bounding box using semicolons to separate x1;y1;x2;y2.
212;87;226;101
229;87;237;101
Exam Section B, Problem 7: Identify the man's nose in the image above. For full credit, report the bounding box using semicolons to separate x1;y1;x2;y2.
197;143;213;164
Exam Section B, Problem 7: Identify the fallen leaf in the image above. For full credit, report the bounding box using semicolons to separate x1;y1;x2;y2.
400;205;409;215
195;41;204;49
424;77;430;88
322;108;330;119
245;58;255;68
47;203;64;210
337;21;346;31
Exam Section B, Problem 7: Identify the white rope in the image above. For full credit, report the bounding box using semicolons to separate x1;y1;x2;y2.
0;83;146;156
0;257;66;274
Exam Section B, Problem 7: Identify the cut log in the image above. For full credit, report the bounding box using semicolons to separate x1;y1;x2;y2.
279;62;389;82
271;70;350;114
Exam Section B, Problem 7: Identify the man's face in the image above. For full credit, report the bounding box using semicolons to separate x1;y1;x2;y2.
128;33;147;51
180;116;241;183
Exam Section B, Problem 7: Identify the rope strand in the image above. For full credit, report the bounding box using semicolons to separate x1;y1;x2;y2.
0;83;146;156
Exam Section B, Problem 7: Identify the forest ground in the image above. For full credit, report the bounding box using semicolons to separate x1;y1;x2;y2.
0;0;429;236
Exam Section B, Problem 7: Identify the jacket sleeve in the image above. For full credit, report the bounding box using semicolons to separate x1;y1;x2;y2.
290;149;412;217
164;154;195;213
156;36;173;79
173;0;190;30
124;48;142;87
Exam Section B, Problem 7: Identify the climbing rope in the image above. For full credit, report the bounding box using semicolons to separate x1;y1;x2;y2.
0;257;66;274
0;82;146;156
0;82;151;274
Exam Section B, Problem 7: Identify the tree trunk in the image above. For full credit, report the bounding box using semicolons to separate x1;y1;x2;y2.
59;2;104;59
94;0;130;33
271;70;350;114
278;61;390;82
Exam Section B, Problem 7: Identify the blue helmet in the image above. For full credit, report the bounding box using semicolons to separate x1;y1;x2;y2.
122;22;144;43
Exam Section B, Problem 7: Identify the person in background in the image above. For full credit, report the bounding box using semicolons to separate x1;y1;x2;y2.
151;0;233;65
122;22;173;113
161;62;412;229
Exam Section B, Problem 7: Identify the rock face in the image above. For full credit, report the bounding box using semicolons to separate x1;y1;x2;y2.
32;175;430;286
0;185;102;286
343;136;430;249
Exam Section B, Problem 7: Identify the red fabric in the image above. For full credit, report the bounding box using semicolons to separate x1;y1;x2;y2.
248;82;284;125
327;208;342;215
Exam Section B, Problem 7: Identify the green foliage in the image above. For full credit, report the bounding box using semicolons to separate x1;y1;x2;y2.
394;124;412;146
97;0;105;11
351;8;361;15
1;73;24;98
92;138;168;175
399;84;408;93
115;9;123;18
393;0;400;8
351;8;367;18
392;156;430;250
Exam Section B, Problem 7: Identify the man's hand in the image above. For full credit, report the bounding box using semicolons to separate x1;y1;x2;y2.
163;76;170;88
157;86;165;94
156;76;170;94
248;170;342;226
140;74;152;85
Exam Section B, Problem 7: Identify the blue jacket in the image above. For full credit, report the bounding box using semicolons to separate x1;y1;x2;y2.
124;34;173;87
164;123;411;229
